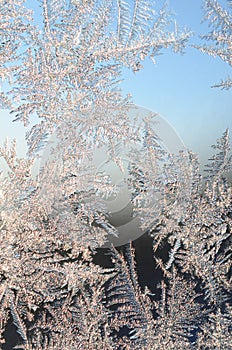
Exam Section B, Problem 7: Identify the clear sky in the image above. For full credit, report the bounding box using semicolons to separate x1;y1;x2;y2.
121;0;232;168
0;0;231;172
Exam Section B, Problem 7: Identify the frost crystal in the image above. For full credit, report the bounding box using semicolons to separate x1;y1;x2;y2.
0;1;231;349
196;0;232;89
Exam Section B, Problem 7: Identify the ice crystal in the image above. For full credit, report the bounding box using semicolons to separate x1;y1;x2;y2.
0;1;231;349
196;0;232;89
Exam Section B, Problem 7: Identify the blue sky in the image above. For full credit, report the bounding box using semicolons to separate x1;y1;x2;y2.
121;0;232;167
0;0;231;171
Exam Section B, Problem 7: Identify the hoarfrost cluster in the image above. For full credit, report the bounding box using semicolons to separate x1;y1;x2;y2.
0;0;231;349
